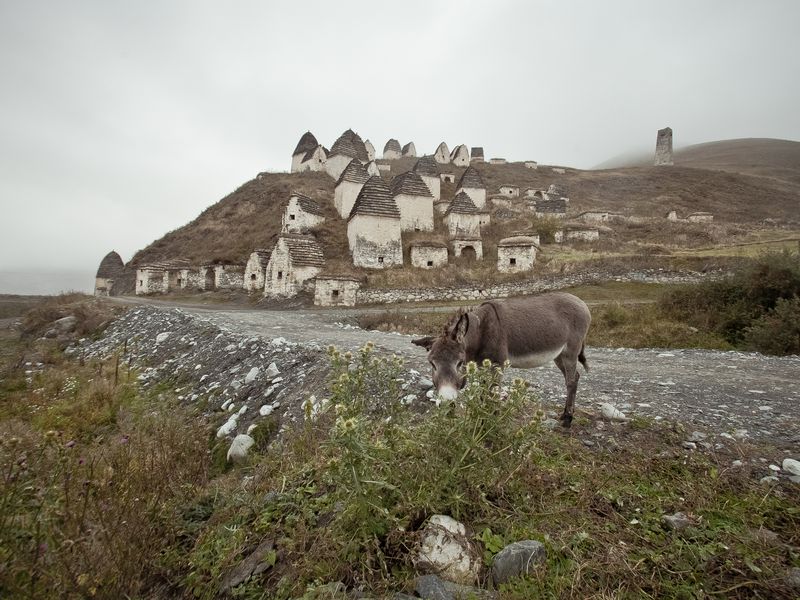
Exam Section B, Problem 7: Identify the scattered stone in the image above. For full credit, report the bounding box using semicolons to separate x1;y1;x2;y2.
600;403;627;421
787;567;800;590
259;404;274;417
245;367;259;384
541;418;560;430
662;512;692;531
681;441;696;450
782;458;800;476
759;476;779;485
768;464;781;473
216;416;238;438
227;434;255;463
54;315;78;333
418;515;480;585
272;376;284;384
582;439;595;447
491;540;546;585
155;332;170;344
265;362;280;379
419;377;433;389
687;431;707;443
44;328;58;339
415;574;496;600
219;539;275;593
733;429;748;440
731;460;743;468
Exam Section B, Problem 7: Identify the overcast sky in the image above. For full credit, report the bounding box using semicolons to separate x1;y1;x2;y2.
1;0;799;293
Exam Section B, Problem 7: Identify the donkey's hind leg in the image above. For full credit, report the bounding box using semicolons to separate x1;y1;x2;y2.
554;353;580;428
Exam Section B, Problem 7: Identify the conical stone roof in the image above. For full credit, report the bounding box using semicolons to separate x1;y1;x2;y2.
96;251;125;278
384;138;401;153
413;155;439;177
471;147;484;158
390;171;433;198
293;131;318;156
348;176;400;221
446;191;479;215
280;234;325;268
330;129;369;162
336;159;370;186
456;166;485;190
402;142;416;156
289;192;325;217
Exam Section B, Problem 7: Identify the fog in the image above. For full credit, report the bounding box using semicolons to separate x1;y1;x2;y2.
1;0;799;293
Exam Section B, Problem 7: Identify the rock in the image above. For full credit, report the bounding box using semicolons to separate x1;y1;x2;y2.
733;429;748;440
541;418;560;430
216;416;238;438
600;403;627;421
759;476;779;485
418;515;480;585
419;377;433;389
731;460;743;468
271;376;284;384
44;328;58;339
245;367;259;384
54;315;77;333
415;574;496;600
265;362;280;379
491;540;546;585
687;431;707;443
582;439;595;447
768;464;781;472
219;539;275;593
155;332;170;344
259;404;274;417
662;512;692;531
246;424;257;434
782;458;800;476
681;441;696;450
787;567;800;589
227;434;255;462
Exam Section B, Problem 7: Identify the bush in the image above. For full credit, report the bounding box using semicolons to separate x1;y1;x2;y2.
744;296;800;355
661;251;800;352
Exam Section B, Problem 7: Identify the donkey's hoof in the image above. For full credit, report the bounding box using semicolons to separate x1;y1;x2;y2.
560;414;573;428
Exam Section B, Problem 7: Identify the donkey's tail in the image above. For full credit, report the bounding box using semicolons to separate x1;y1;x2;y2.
578;342;589;372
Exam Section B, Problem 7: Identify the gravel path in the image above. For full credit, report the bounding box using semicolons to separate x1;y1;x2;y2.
114;298;800;448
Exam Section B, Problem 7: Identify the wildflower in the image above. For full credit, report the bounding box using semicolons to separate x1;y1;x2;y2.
466;361;477;375
344;351;353;361
482;358;492;368
327;345;336;355
365;341;374;350
338;373;350;384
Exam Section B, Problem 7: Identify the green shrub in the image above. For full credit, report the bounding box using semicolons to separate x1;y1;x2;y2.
744;296;800;355
661;250;800;352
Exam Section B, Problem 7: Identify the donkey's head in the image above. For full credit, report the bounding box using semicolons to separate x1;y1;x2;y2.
412;310;470;400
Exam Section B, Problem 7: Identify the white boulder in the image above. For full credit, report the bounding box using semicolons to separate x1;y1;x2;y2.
417;515;480;584
245;367;259;384
600;403;628;421
227;434;255;463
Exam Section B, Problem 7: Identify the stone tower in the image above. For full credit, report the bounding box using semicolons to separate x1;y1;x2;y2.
654;127;673;166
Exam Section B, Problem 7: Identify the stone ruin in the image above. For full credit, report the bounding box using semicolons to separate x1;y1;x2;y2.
94;251;135;297
654;127;673;166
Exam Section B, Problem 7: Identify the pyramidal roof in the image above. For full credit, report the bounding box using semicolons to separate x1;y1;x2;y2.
390;171;433;198
402;142;416;155
446;191;479;215
280;234;325;267
96;250;125;278
293;131;318;156
302;144;326;162
450;144;468;160
413;155;439;177
348;176;400;221
336;158;370;186
471;147;484;158
329;129;369;162
456;166;485;190
289;192;325;216
250;249;272;267
384;138;401;153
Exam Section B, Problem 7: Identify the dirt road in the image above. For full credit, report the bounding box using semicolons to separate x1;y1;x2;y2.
113;297;800;448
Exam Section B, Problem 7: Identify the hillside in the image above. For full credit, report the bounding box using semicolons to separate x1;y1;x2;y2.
131;146;800;279
596;138;800;185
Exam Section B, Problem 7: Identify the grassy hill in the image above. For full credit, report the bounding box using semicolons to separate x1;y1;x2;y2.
130;142;800;288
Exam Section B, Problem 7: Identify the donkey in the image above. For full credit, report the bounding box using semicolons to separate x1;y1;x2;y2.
412;292;591;427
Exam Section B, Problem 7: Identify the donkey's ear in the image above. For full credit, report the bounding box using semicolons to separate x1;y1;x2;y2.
451;313;469;343
412;336;435;351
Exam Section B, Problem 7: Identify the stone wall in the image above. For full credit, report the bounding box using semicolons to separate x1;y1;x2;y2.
244;254;266;293
355;270;717;306
394;194;434;232
335;180;365;219
451;239;483;260
215;265;244;289
135;268;167;295
283;197;325;233
411;246;448;269
314;278;361;306
497;246;536;273
348;214;403;268
458;186;487;210
525;162;538;169
420;174;440;201
565;229;600;242
499;185;519;198
444;212;481;237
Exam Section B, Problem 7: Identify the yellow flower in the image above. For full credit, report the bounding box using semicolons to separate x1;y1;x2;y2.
482;359;492;368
